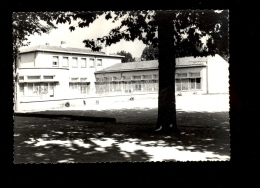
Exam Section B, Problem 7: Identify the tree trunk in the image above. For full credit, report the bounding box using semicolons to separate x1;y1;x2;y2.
156;12;179;132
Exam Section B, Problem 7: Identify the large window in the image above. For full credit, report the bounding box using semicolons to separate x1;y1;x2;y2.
176;78;201;91
69;82;90;95
52;56;59;66
62;57;69;67
72;57;78;68
25;83;55;96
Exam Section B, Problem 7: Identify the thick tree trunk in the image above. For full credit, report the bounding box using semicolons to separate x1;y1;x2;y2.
156;12;179;132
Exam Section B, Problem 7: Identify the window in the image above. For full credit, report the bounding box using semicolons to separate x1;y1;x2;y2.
196;78;201;89
181;79;189;90
97;59;102;66
143;80;153;91
24;83;56;96
27;76;40;80
34;83;40;95
123;76;131;80
112;82;121;91
153;74;158;79
143;75;152;79
113;77;119;81
28;83;33;93
175;78;201;91
80;78;87;82
190;72;200;77
62;57;69;67
134;81;142;91
176;79;181;91
43;76;54;79
19;76;24;81
49;83;54;97
177;73;187;78
124;82;131;93
70;82;90;95
41;83;49;94
19;83;24;95
52;56;59;66
190;78;196;89
80;83;88;94
133;76;141;80
72;57;78;68
81;58;87;68
89;58;94;68
154;80;159;91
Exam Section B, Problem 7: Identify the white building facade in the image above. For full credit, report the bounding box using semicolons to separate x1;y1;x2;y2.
16;42;123;111
94;54;229;96
15;43;229;111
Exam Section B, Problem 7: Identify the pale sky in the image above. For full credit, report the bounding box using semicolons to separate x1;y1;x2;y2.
23;13;147;58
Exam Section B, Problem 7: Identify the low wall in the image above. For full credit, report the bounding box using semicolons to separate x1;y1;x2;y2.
16;93;159;112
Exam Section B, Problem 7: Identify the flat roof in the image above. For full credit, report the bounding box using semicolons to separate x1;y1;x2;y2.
95;57;207;73
19;45;124;58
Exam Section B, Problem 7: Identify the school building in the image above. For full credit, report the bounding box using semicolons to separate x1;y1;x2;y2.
15;42;229;111
94;55;229;96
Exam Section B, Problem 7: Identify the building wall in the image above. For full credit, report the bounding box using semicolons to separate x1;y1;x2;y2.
19;52;35;68
16;51;229;111
18;68;70;101
17;50;123;111
207;54;229;94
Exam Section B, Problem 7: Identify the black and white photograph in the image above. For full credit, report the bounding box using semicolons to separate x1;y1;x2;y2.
13;10;230;163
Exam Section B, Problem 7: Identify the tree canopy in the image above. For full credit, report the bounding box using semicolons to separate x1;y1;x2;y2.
53;10;228;60
13;10;229;61
116;50;135;63
141;45;159;61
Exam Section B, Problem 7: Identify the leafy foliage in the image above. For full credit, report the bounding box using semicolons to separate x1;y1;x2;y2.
116;50;135;63
12;12;63;63
141;45;159;60
55;10;228;60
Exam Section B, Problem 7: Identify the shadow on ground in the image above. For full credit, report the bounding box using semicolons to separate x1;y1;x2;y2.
14;108;230;163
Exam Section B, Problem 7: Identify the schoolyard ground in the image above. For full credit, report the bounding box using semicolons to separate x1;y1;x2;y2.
14;94;230;163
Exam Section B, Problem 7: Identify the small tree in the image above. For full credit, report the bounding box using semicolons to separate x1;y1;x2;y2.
141;45;159;60
116;50;135;63
13;12;61;111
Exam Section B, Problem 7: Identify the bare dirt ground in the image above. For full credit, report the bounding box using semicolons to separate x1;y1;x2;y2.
14;94;230;163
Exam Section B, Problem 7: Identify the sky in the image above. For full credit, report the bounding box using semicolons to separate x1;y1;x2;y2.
23;14;147;58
